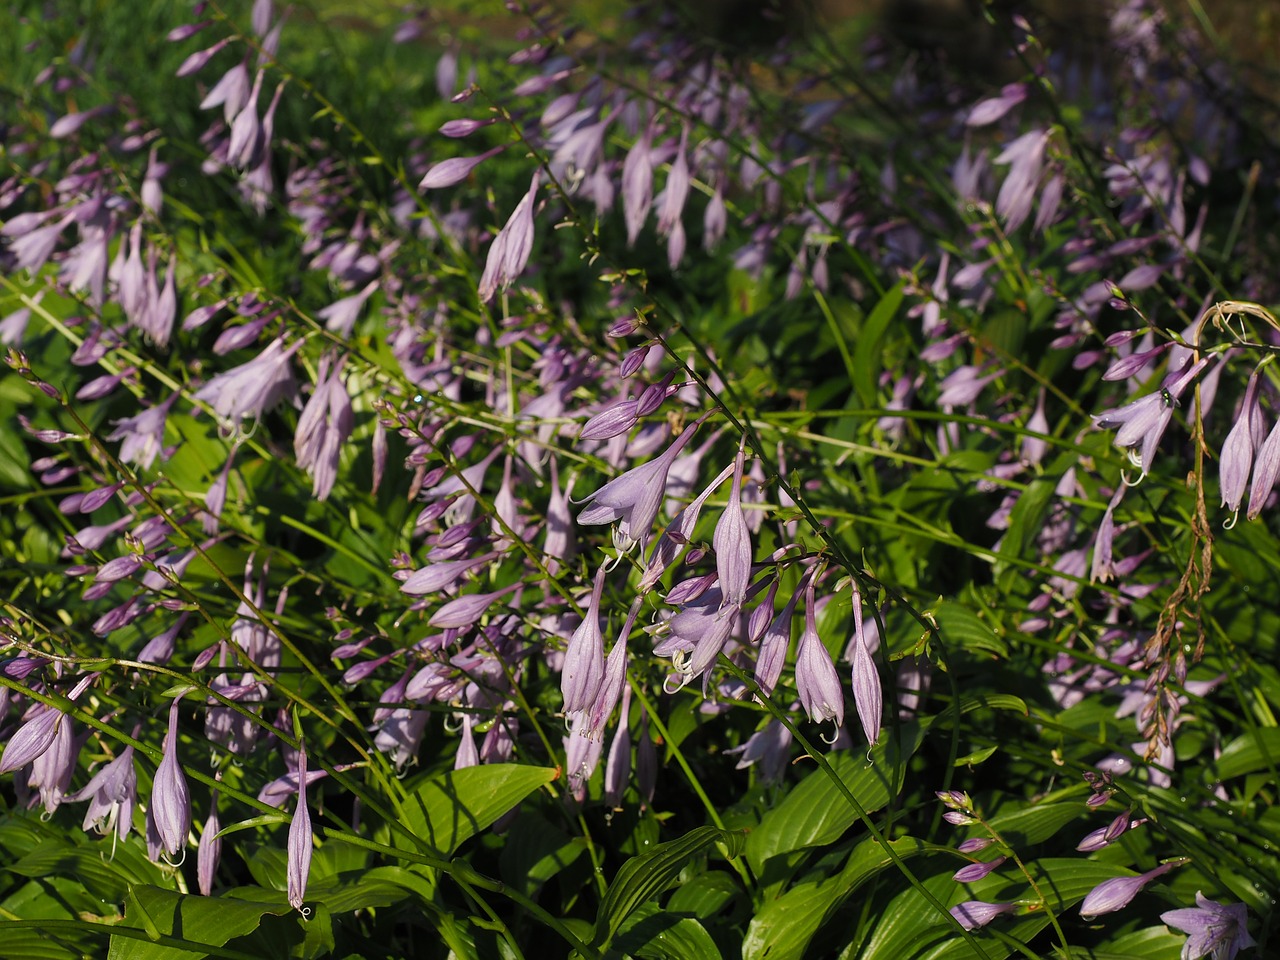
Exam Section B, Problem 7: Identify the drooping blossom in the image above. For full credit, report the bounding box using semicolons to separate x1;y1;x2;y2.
294;354;353;501
622;125;654;246
1080;862;1175;920
993;128;1050;232
0;704;65;774
713;446;751;607
1093;355;1211;481
106;393;176;470
318;280;378;338
147;695;191;859
795;579;843;728
639;461;735;593
70;745;137;842
418;146;506;190
477;171;539;302
848;583;881;744
726;717;793;783
287;743;313;912
754;575;805;699
1161;892;1255;960
951;901;1015;931
1219;365;1261;517
966;83;1027;127
193;336;300;423
197;788;221;896
952;855;1007;883
578;410;712;550
561;564;607;715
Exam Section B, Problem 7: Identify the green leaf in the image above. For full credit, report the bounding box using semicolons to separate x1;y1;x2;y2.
613;901;723;960
853;282;904;407
108;886;291;960
994;478;1054;588
745;721;924;874
0;927;83;960
296;901;335;960
953;744;999;766
742;836;927;960
397;763;557;857
497;813;587;898
933;602;1006;660
1212;728;1280;779
591;825;746;951
6;836;164;904
665;870;743;918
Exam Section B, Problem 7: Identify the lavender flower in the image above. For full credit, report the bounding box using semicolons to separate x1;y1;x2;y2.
477;171;539;302
622;126;654;246
848;584;881;744
713;447;751;607
193;336;300;423
287;744;313;912
106;394;176;470
318;280;378;338
562;565;607;715
148;695;191;859
28;706;77;813
197;789;222;896
951;901;1015;931
0;704;64;773
952;855;1006;883
795;580;843;728
1161;892;1255;960
578;411;711;550
1247;413;1280;521
294;355;353;501
69;745;136;841
725;718;793;783
993;128;1050;232
1080;862;1174;920
1094;356;1210;481
1220;366;1261;518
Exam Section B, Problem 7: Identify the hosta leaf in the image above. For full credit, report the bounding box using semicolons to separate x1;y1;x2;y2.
591;825;746;950
745;721;924;874
397;763;556;857
614;901;722;960
108;885;290;960
743;836;927;960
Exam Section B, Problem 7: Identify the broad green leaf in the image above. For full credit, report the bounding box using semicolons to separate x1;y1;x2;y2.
0;418;32;487
614;901;722;960
223;868;412;914
9;845;140;903
960;801;1089;850
498;813;587;898
746;721;924;873
994;478;1054;586
0;927;82;960
108;885;291;960
1212;728;1280;779
743;836;926;960
933;602;1006;659
953;745;998;766
591;825;746;950
853;282;904;407
397;763;556;857
1081;926;1184;959
665;870;743;918
296;901;335;960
